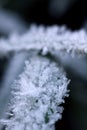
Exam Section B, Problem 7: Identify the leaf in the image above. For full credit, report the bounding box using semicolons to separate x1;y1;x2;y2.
2;52;69;130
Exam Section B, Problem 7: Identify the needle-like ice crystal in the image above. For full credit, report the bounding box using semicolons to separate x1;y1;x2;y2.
2;54;69;130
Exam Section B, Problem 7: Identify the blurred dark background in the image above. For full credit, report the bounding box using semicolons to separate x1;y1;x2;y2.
0;0;87;130
0;0;87;36
1;0;87;29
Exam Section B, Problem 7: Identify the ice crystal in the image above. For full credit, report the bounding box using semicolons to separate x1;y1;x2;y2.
2;53;69;130
0;25;87;57
2;25;87;129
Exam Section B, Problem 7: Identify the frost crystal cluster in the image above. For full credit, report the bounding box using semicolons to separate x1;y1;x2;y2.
3;54;69;130
0;25;87;57
1;25;87;130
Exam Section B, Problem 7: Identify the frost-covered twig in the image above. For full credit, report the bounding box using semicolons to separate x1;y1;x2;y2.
0;25;87;57
1;53;69;130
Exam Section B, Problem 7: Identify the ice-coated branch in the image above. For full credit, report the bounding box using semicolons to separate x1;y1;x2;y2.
1;53;69;130
0;25;87;57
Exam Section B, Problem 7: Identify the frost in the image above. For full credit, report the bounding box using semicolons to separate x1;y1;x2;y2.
1;25;87;129
0;51;28;120
0;25;87;57
2;53;69;130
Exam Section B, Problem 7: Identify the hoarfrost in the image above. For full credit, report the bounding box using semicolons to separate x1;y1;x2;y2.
3;54;69;130
0;25;87;57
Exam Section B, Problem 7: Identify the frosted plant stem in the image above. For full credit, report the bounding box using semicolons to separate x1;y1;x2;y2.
0;25;87;57
0;51;28;124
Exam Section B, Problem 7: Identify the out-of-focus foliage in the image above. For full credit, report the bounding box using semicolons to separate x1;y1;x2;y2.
48;0;77;17
0;10;27;36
